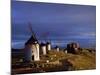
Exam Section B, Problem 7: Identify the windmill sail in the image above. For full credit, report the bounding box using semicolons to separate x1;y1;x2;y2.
28;22;37;40
25;23;38;45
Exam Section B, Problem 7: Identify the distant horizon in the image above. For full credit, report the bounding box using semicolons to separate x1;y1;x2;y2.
12;37;96;49
12;1;96;49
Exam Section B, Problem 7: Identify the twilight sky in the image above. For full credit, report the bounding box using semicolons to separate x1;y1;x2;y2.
11;1;96;49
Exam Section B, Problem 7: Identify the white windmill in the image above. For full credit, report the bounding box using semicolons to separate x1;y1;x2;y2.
24;23;40;62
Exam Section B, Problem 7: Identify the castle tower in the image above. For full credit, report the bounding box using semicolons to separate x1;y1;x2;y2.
67;42;80;54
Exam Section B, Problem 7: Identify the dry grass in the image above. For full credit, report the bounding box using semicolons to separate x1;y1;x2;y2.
12;48;96;73
41;49;96;70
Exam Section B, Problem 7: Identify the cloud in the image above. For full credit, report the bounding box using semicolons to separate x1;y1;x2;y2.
11;40;25;48
80;32;96;36
11;1;96;48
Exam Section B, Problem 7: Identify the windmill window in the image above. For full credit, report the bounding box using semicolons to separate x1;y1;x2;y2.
32;56;34;60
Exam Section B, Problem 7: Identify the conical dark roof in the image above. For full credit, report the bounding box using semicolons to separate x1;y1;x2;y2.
40;42;46;46
46;42;51;44
25;35;38;45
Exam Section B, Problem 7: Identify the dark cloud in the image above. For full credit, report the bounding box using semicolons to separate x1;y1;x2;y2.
11;1;96;48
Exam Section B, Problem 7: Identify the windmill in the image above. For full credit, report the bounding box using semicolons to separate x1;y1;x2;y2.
24;22;40;62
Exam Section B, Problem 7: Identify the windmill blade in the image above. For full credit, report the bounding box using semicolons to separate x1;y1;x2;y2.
28;22;37;39
28;22;33;33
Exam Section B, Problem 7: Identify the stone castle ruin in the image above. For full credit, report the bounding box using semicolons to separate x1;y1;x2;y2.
66;42;80;54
